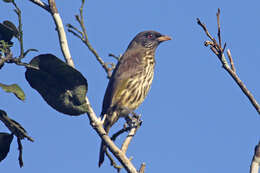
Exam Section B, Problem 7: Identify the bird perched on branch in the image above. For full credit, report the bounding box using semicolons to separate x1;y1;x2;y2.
99;30;171;166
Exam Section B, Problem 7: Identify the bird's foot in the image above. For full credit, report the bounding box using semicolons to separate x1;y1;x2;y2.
124;113;142;130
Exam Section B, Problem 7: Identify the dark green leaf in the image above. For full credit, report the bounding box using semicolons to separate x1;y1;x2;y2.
0;21;15;43
3;21;18;38
0;132;13;162
25;54;88;116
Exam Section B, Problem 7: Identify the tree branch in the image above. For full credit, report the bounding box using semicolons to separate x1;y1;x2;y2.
28;0;74;67
17;138;23;167
0;110;34;142
84;97;138;173
47;0;75;67
28;0;50;12
138;163;146;173
197;8;260;114
67;0;114;77
11;1;24;59
121;114;142;154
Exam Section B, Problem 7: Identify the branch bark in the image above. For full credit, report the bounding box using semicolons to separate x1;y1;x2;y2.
47;0;75;67
29;0;74;67
84;97;138;173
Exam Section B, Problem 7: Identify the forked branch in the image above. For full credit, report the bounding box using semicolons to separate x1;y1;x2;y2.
66;0;114;77
197;8;260;114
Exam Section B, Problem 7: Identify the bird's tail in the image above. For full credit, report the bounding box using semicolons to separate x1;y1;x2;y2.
98;122;111;167
98;111;119;167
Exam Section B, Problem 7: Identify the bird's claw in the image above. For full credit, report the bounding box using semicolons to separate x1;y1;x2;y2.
125;114;142;129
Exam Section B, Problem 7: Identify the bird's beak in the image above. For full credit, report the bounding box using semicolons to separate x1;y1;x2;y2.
157;35;172;42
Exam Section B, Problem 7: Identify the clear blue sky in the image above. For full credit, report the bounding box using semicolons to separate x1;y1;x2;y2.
1;0;260;173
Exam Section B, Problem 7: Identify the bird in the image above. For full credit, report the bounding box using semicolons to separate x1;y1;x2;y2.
98;30;171;166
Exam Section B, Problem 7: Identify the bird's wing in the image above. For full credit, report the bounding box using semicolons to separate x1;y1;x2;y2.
101;48;145;115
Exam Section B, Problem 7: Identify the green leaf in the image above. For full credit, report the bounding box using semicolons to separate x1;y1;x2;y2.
0;83;25;101
25;54;88;116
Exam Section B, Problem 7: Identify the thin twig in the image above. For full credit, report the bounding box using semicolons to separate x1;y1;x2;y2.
216;8;222;48
17;138;23;167
121;127;138;154
226;49;236;73
67;23;83;37
109;53;121;61
0;110;34;142
111;126;132;141
197;9;260;114
106;150;123;172
11;1;24;60
67;0;112;77
138;163;146;173
197;18;217;45
67;28;82;39
121;114;142;154
1;52;39;70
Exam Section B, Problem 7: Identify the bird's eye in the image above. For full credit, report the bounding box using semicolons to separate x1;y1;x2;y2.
146;33;153;39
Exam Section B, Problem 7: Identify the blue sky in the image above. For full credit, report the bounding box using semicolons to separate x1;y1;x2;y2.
1;0;260;173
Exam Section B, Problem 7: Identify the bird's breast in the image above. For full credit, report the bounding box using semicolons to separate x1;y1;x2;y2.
117;55;155;112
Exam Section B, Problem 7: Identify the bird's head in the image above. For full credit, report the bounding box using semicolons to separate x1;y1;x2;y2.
127;30;171;50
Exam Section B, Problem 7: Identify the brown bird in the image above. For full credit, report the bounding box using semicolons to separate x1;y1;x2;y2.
99;30;171;166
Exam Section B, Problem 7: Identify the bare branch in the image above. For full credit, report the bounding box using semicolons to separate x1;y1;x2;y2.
1;52;39;70
138;163;146;173
84;97;138;173
216;8;222;48
67;23;84;38
67;28;82;40
67;0;112;77
106;150;123;172
250;141;260;173
0;110;34;142
17;138;23;167
47;0;75;67
11;1;24;59
109;53;121;61
28;0;50;12
226;49;236;73
111;126;132;142
197;18;217;45
121;115;142;154
197;9;260;114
